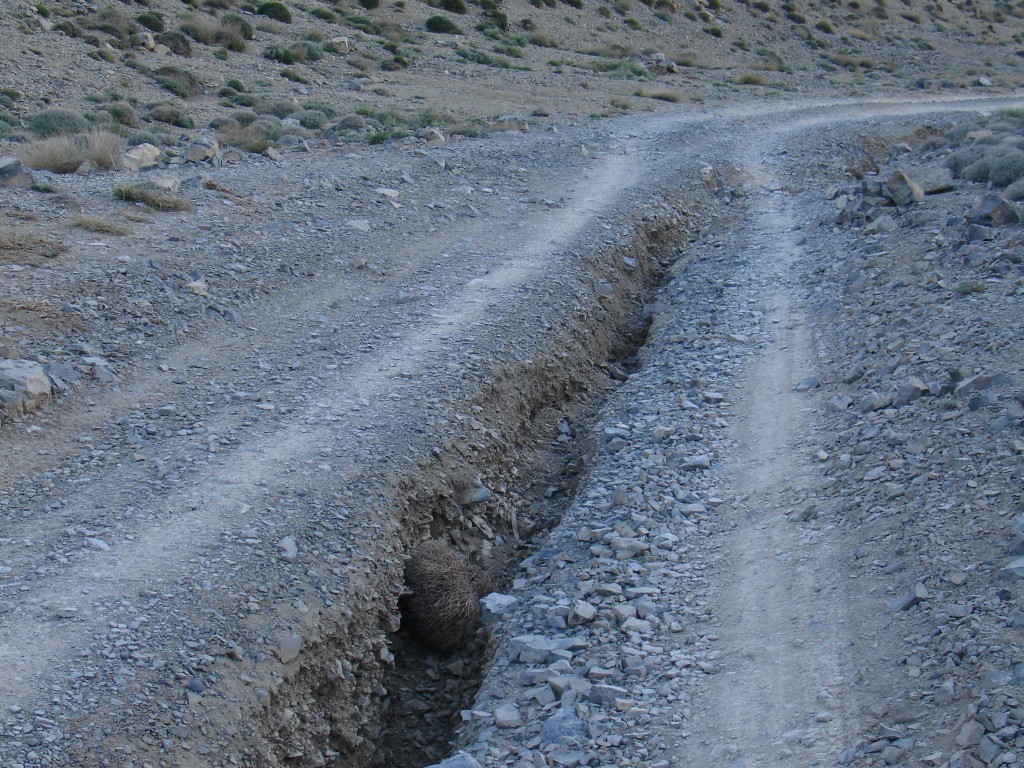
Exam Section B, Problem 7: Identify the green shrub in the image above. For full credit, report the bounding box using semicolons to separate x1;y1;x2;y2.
34;3;50;17
358;0;381;8
155;31;193;55
136;11;165;32
310;6;337;20
263;41;322;63
280;67;309;83
815;19;834;32
624;16;641;27
222;13;254;38
425;14;462;32
947;146;987;176
149;104;195;128
704;25;723;36
257;1;292;21
28;109;90;138
53;19;81;37
295;109;329;129
561;0;583;8
155;66;201;97
437;0;468;11
989;152;1024;187
84;4;137;39
226;78;246;92
104;101;139;127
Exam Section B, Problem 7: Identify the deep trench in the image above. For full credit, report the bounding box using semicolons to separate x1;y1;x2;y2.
370;223;695;767
258;191;712;768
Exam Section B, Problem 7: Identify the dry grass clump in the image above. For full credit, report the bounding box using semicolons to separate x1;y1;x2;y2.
114;183;194;212
19;131;123;174
647;90;683;102
0;227;68;264
72;214;130;235
180;13;251;51
403;540;485;650
943;111;1024;189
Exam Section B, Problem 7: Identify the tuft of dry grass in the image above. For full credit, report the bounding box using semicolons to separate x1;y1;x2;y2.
0;227;68;264
648;90;683;102
18;131;123;174
402;540;486;650
72;214;130;235
114;184;194;212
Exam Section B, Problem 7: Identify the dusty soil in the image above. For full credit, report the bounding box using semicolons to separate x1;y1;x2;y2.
1;44;1024;768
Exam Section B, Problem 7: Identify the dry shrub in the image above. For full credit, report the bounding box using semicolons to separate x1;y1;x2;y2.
19;131;123;174
0;228;68;264
114;184;194;212
72;214;130;234
403;540;484;650
649;90;682;102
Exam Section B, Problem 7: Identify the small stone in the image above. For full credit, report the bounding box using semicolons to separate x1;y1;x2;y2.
277;537;298;563
881;746;904;765
346;219;371;233
955;719;986;747
276;633;303;663
681;454;712;471
493;703;522;727
568;600;597;625
887;582;929;612
186;678;206;694
794;376;820;391
425;752;482;768
540;708;588;745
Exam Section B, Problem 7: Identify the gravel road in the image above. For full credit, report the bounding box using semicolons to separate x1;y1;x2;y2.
1;94;1023;768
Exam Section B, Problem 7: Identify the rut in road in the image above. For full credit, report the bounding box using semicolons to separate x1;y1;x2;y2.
672;152;881;765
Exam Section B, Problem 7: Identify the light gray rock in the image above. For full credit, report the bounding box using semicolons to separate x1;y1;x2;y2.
540;708;588;745
0;359;53;413
425;752;482;768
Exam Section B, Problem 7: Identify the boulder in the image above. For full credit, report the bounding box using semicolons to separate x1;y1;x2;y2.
0;359;52;413
966;195;1019;227
884;169;924;207
0;157;33;189
122;143;162;172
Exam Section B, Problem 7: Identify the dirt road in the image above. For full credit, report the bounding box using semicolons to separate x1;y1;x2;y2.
1;94;1022;767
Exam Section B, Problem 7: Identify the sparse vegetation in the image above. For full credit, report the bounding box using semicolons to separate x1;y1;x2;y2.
0;229;67;264
155;31;193;56
18;131;123;174
953;280;987;295
114;183;194;212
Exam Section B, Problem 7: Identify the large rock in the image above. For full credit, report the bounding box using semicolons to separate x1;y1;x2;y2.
966;195;1019;226
0;157;33;189
884;169;924;207
0;359;53;413
122;143;162;172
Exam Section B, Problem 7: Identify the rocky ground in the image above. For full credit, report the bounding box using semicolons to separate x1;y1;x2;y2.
1;89;1024;768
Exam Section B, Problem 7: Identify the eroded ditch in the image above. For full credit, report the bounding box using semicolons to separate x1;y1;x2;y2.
256;189;717;768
